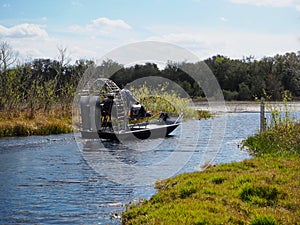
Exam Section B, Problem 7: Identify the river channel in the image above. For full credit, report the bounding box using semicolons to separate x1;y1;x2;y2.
0;112;259;224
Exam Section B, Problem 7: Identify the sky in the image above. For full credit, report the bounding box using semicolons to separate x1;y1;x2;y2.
0;0;300;63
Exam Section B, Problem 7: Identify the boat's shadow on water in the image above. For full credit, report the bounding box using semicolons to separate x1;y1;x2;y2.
81;136;177;166
79;132;193;187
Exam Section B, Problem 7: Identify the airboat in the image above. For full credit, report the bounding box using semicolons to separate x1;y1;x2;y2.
79;78;183;141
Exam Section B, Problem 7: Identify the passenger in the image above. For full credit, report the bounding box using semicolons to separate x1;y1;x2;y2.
159;112;169;122
130;102;148;119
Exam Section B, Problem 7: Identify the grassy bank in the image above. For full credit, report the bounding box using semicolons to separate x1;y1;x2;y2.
122;124;300;225
0;109;73;137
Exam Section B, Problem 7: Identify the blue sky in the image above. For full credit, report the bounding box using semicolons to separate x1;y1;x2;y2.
0;0;299;62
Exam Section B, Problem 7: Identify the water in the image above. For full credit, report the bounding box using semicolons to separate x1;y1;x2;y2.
0;113;259;224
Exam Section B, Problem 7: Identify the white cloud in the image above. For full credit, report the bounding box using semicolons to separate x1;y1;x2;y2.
69;17;131;35
0;23;48;38
5;32;125;64
146;33;209;53
229;0;300;11
2;19;298;65
146;28;300;59
89;17;131;30
1;19;132;63
9;25;299;64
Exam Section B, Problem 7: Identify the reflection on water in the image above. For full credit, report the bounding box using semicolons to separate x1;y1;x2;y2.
0;113;258;224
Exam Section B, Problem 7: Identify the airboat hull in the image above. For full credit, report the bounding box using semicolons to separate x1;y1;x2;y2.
80;123;180;141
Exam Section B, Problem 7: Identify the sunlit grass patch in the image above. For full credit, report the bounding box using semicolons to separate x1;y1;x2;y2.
122;155;300;224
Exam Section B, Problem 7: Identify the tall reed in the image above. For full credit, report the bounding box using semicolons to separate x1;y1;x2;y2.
130;83;201;119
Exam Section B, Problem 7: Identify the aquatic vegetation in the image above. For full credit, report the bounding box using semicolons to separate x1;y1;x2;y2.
243;122;300;156
0;109;72;137
243;91;300;155
130;84;211;120
245;90;300;156
263;90;295;128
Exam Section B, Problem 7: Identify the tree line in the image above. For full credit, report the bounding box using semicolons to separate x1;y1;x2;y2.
112;52;300;101
1;41;299;118
0;41;94;117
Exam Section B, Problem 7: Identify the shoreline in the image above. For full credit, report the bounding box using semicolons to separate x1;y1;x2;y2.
122;154;300;224
193;100;300;113
122;122;300;224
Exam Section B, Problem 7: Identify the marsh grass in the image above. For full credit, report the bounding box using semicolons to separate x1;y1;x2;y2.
0;108;72;137
243;121;300;156
265;91;295;128
122;155;300;224
253;91;297;147
244;90;300;156
130;84;211;120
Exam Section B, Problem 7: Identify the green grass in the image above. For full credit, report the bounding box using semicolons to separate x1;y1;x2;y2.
123;155;300;224
122;122;300;225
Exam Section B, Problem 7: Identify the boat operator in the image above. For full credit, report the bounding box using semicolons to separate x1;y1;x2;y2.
100;94;114;127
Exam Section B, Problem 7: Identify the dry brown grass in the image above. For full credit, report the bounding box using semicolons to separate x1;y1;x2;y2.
0;108;72;137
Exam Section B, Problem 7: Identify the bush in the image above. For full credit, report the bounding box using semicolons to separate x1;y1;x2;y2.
223;89;238;101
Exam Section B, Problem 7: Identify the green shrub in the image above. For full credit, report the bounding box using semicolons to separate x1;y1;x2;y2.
223;89;238;101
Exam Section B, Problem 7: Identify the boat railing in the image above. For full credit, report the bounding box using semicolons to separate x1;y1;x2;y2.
128;122;149;130
174;112;184;124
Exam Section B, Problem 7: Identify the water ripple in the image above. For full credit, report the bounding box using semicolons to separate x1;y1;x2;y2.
0;113;259;224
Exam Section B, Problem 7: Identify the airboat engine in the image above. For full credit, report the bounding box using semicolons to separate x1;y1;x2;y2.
79;96;101;132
